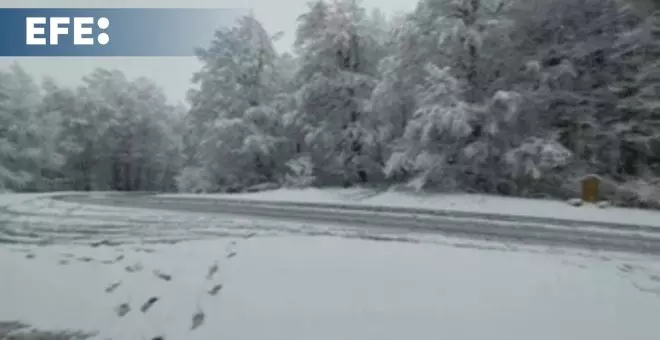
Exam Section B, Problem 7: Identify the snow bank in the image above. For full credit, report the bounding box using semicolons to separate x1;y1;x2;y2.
162;188;660;227
1;236;659;340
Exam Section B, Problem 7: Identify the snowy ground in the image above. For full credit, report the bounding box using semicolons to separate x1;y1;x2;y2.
160;187;660;227
0;193;441;246
1;193;660;339
2;236;660;340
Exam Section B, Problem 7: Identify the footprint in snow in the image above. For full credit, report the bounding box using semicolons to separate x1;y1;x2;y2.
227;252;236;259
206;262;219;280
190;310;205;330
25;253;35;259
209;284;223;296
153;270;172;281
140;297;159;313
618;263;639;274
105;281;121;293
101;255;125;265
116;303;130;317
631;282;660;296
125;263;143;273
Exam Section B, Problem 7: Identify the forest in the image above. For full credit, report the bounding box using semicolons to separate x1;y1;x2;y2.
1;0;659;208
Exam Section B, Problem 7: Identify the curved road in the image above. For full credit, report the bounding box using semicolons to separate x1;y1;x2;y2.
44;193;660;255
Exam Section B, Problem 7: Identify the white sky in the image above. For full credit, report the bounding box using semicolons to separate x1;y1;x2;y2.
0;0;415;105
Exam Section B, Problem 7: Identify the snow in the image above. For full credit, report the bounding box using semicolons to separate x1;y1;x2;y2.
0;191;85;209
4;193;660;247
2;236;660;340
0;192;107;206
1;192;660;339
160;188;660;227
2;192;485;247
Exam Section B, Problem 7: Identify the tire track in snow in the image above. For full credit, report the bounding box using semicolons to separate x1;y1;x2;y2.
54;194;660;255
0;195;437;250
5;193;660;256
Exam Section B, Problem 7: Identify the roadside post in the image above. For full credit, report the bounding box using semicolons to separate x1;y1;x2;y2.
580;174;601;203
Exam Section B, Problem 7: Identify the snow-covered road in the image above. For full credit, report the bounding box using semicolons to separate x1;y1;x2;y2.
52;192;660;254
1;193;660;339
0;193;442;246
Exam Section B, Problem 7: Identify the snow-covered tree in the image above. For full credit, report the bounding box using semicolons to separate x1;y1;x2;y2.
182;14;290;191
0;64;61;190
52;68;181;191
294;0;387;185
1;0;658;207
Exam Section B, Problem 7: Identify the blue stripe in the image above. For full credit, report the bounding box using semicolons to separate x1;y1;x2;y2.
0;8;245;56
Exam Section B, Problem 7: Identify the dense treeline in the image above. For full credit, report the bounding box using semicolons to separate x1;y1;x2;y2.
2;0;659;207
0;67;184;192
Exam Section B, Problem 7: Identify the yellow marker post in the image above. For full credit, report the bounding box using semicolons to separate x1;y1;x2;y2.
580;174;600;203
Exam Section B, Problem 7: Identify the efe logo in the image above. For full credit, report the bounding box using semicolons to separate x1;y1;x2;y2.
26;17;109;45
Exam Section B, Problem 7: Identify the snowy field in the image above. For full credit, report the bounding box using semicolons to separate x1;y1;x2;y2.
160;187;660;227
1;193;660;339
2;236;660;340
